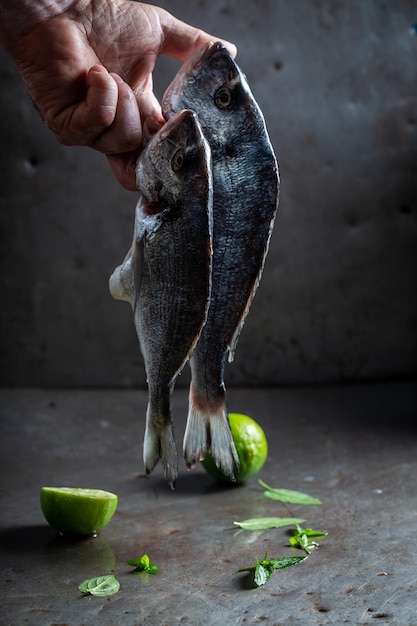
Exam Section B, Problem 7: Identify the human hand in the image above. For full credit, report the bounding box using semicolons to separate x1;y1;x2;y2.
0;1;236;189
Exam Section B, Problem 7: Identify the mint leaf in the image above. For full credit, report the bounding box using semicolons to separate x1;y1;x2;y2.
127;554;159;575
262;555;308;571
259;479;322;505
299;527;327;538
254;561;270;586
139;563;159;575
127;554;149;567
238;553;307;587
79;574;120;597
233;517;305;531
289;524;327;553
289;532;313;553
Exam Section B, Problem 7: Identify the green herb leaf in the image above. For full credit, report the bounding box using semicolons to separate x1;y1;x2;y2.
299;527;327;538
263;555;308;571
259;479;322;505
289;523;327;553
254;561;270;586
127;554;159;575
289;533;313;553
238;553;307;587
79;574;120;597
127;554;149;567
143;564;159;575
233;517;305;531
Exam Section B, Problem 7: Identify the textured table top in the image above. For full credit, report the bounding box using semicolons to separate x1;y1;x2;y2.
1;381;416;625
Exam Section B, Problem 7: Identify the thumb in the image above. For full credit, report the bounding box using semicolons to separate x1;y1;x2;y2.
152;6;236;60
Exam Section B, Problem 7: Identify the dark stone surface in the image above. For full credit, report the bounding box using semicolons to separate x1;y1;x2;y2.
1;382;416;624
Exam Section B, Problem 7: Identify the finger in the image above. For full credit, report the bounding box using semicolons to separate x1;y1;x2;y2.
136;86;165;145
142;113;164;146
54;66;118;145
92;74;143;154
136;88;164;127
153;7;237;60
106;151;140;191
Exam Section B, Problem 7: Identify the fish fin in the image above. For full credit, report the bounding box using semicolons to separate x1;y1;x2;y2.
109;203;146;305
183;391;239;479
108;253;134;303
227;269;264;363
143;409;178;489
109;238;145;307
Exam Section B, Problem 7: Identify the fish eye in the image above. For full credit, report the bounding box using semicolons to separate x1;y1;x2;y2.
214;86;233;109
172;149;184;172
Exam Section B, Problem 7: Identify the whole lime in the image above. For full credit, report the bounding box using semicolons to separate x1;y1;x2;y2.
40;487;118;537
202;413;268;483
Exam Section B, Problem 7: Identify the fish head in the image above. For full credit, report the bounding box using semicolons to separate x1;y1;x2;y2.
162;42;263;157
136;109;212;211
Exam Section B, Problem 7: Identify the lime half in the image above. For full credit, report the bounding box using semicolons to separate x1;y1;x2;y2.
202;413;268;483
40;487;118;536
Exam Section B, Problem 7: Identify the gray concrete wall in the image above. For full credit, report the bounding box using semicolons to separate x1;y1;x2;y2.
1;0;416;388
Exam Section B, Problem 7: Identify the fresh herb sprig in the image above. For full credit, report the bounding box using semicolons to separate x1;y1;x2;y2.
78;554;158;597
235;480;326;587
289;524;328;554
79;574;120;597
238;553;307;587
234;517;305;531
127;553;159;575
259;479;322;505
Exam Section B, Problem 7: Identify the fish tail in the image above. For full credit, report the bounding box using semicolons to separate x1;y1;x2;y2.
143;404;178;489
183;385;239;480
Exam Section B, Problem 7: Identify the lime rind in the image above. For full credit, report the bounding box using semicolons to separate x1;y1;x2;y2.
202;413;268;483
40;486;118;536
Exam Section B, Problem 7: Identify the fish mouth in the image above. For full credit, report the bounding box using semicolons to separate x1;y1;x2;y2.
187;40;227;75
162;41;229;120
137;110;194;189
158;109;195;142
136;110;198;204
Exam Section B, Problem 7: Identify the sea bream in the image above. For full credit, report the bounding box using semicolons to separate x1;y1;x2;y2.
162;42;280;478
109;109;213;488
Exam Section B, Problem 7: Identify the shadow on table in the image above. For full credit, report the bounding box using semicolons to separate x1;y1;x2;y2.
0;524;116;571
0;525;55;553
143;470;247;497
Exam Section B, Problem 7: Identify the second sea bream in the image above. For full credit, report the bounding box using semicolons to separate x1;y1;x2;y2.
162;42;280;479
109;110;213;488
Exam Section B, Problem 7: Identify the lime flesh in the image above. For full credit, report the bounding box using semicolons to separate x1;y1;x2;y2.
40;487;118;536
202;413;268;483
